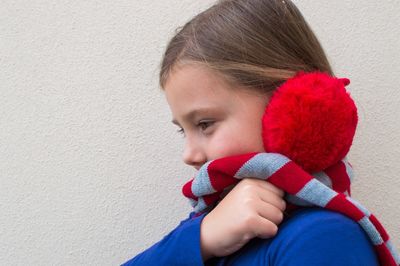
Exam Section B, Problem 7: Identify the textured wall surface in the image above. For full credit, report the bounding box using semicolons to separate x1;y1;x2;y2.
1;1;399;265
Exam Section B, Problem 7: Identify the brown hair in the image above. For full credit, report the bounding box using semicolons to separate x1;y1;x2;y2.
159;0;333;94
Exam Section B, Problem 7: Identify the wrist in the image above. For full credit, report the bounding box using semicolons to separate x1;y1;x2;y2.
200;215;215;261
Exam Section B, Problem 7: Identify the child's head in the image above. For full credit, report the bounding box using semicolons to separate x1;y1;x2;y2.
160;0;333;169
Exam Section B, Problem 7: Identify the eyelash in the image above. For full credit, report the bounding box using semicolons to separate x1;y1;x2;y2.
177;121;214;136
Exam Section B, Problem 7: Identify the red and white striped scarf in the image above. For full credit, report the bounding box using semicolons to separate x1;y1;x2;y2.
182;152;399;266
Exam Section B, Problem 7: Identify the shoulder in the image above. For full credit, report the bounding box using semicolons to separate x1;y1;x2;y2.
267;207;379;266
279;207;365;235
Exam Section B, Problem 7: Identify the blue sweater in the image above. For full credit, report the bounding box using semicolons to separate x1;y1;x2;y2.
122;208;379;266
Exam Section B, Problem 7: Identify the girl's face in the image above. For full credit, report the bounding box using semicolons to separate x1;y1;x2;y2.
164;64;270;170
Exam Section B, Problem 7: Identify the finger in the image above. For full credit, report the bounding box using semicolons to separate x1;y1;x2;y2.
255;200;284;225
253;184;286;211
252;179;285;197
253;216;278;239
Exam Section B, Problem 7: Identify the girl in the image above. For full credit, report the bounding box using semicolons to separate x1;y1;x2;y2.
123;0;397;265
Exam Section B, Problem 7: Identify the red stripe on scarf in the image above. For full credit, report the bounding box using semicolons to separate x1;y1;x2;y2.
324;161;351;194
369;214;390;242
204;193;220;206
182;179;197;200
268;161;312;194
375;243;397;266
325;194;365;221
208;153;258;191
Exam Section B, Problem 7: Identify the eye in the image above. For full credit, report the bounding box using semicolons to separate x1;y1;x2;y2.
197;120;214;131
176;127;185;136
175;121;214;137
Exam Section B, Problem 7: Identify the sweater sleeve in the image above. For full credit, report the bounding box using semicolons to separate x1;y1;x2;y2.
121;212;207;266
269;208;379;266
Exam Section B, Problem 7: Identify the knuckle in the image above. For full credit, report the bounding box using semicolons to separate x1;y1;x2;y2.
273;187;284;196
240;182;257;194
242;232;253;242
243;213;257;227
242;178;259;185
242;197;256;208
240;178;252;185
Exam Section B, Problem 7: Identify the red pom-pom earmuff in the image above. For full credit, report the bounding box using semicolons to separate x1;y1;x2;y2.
262;71;358;173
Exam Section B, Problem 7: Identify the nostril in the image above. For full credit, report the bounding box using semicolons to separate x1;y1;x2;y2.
182;140;206;168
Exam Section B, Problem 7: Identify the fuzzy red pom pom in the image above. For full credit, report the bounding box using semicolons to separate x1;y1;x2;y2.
262;71;358;173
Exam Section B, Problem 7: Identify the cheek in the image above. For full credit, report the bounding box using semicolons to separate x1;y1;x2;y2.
208;126;265;159
206;130;241;160
233;130;265;154
213;142;236;159
241;115;266;152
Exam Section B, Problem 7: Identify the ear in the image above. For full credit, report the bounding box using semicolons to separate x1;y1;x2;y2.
262;71;358;172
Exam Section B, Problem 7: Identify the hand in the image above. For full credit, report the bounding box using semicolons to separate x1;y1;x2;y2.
199;178;286;261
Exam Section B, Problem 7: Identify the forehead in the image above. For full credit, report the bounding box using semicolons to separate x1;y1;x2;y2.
166;63;232;90
164;64;235;105
163;63;270;125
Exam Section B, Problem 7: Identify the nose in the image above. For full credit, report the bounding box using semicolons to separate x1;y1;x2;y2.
182;138;206;170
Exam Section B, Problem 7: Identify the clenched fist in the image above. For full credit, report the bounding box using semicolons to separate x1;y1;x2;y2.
200;178;286;261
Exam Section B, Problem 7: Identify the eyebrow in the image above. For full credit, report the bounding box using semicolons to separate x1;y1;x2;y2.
171;107;219;126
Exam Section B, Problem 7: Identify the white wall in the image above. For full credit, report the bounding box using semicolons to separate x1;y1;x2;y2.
1;1;398;265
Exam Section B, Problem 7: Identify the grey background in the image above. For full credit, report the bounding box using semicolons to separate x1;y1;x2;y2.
1;0;399;265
